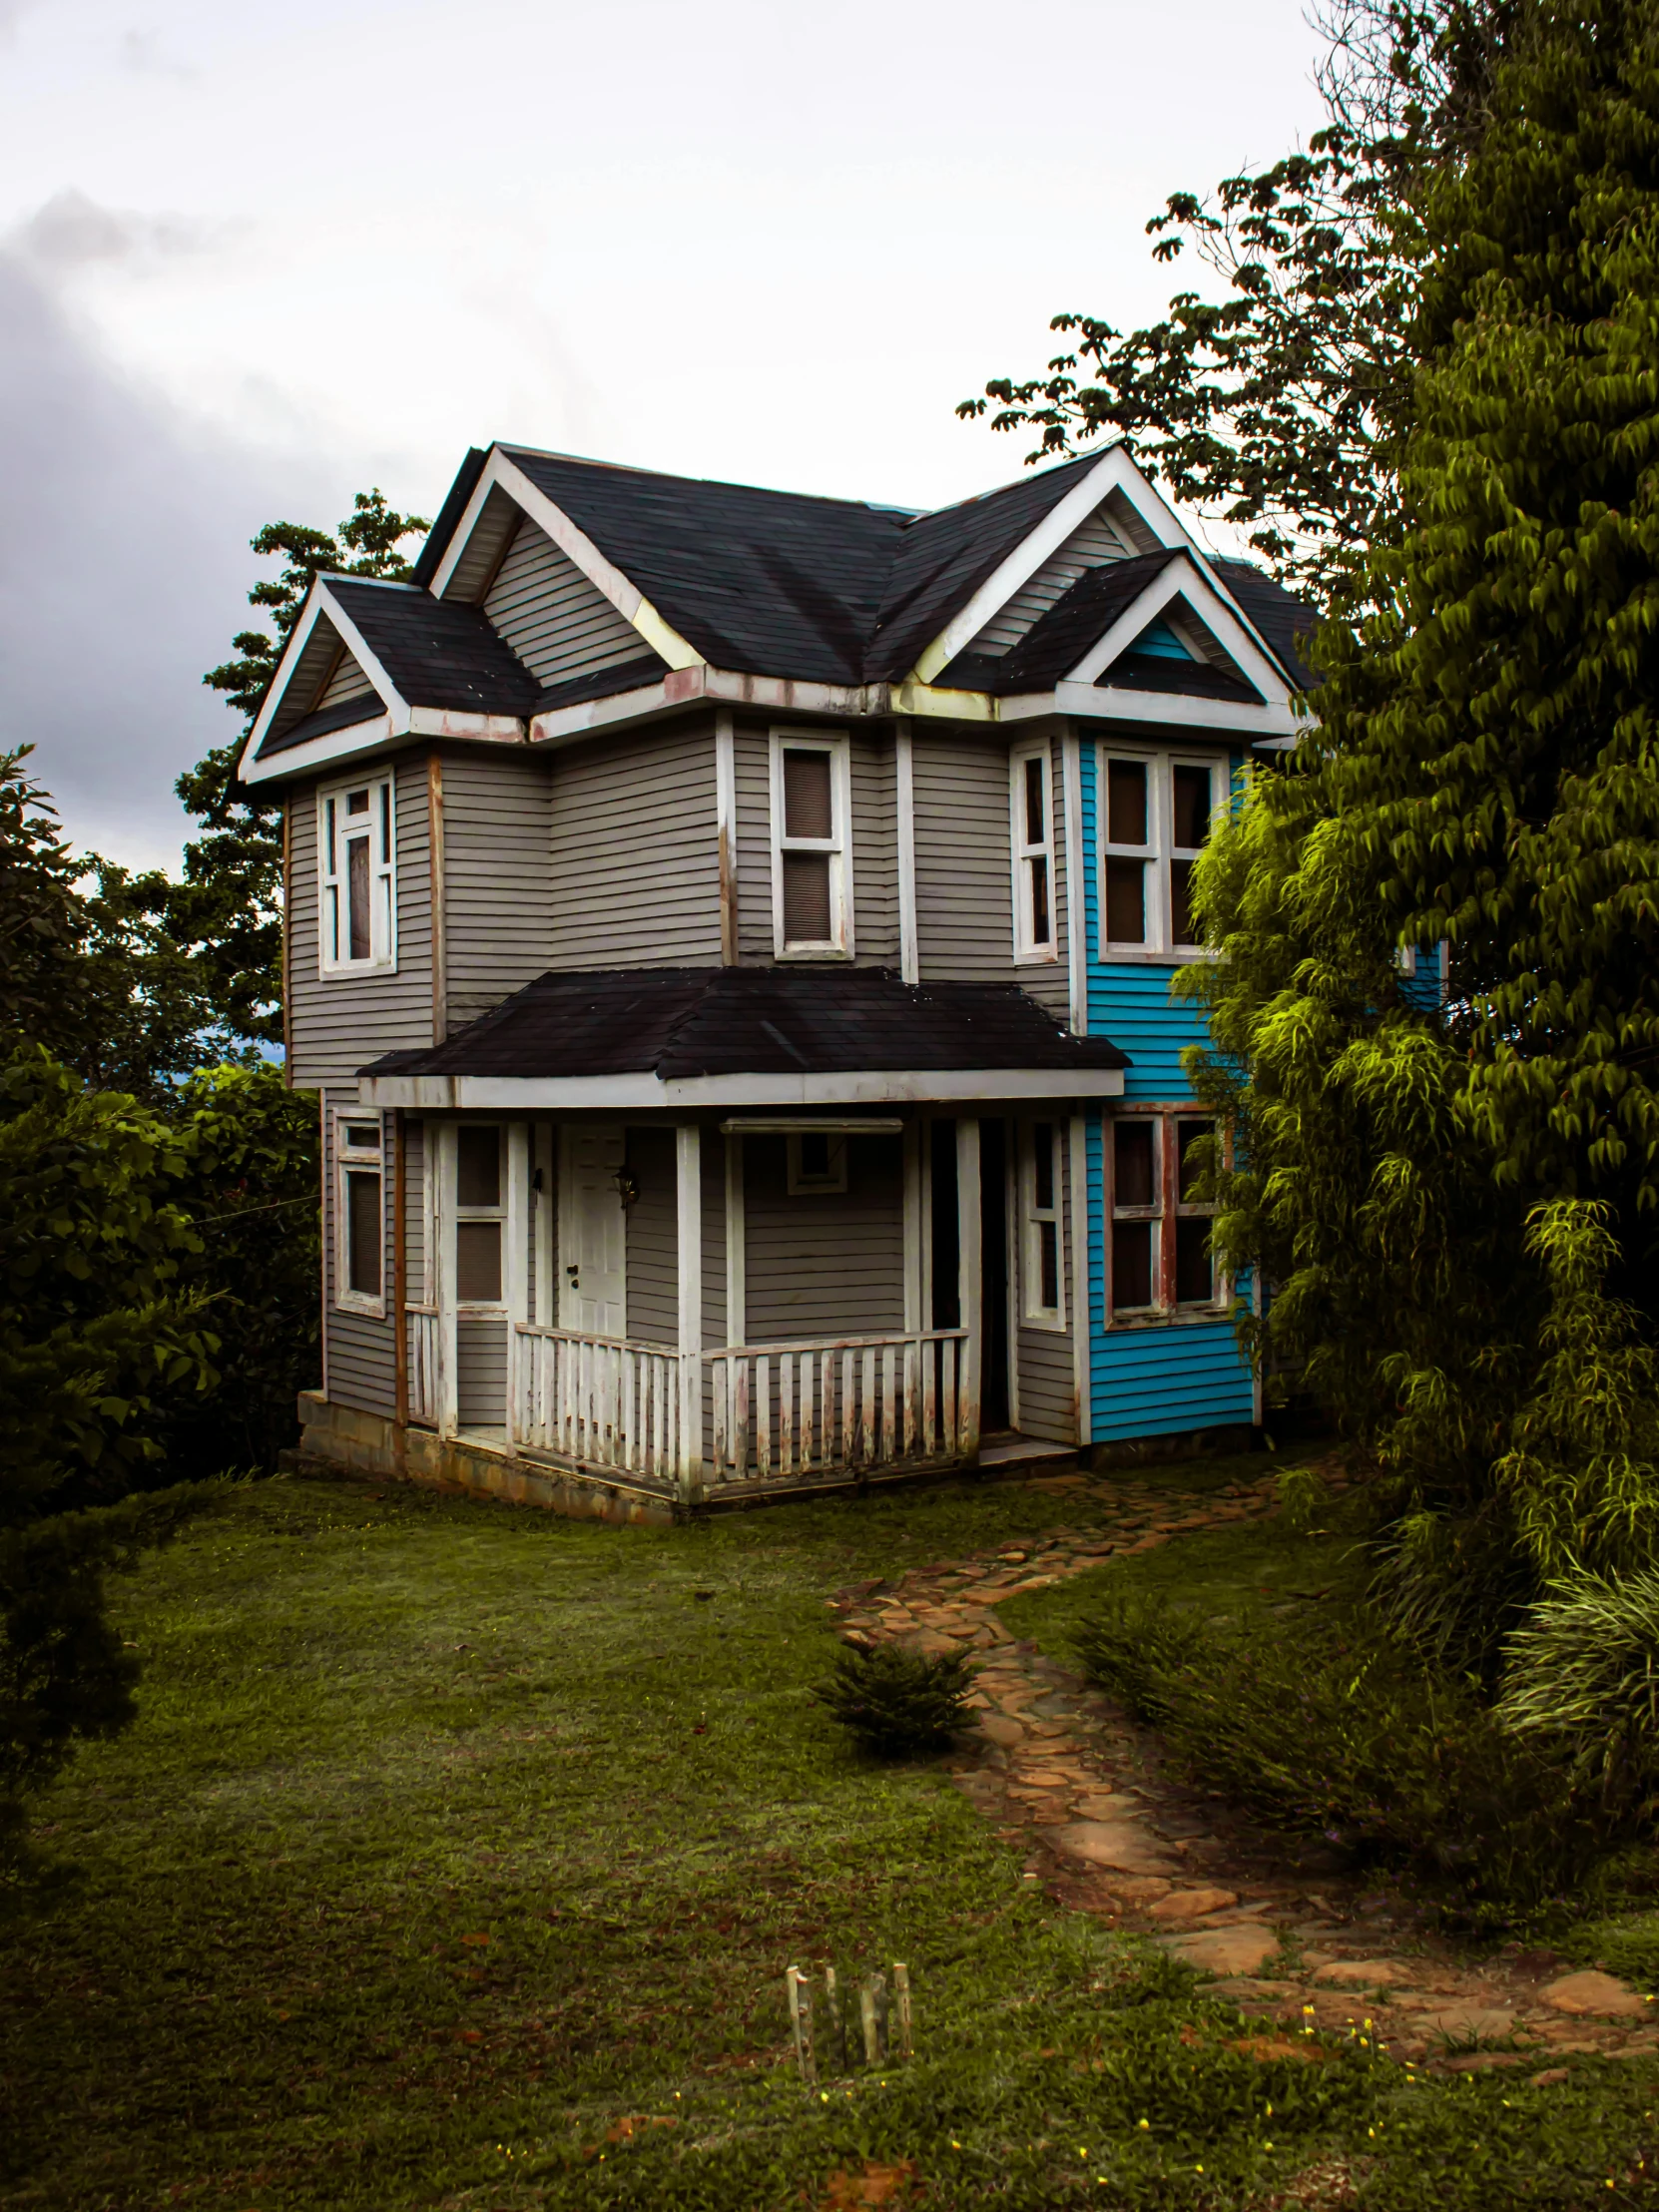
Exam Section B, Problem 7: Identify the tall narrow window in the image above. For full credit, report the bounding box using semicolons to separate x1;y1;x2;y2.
1020;1120;1064;1326
1010;743;1055;959
1102;755;1153;948
334;1115;384;1313
771;730;852;955
318;772;395;974
1170;763;1217;948
1173;1117;1220;1306
455;1124;504;1305
1110;1116;1159;1313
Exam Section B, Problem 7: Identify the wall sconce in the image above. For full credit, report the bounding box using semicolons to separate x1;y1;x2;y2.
613;1167;641;1210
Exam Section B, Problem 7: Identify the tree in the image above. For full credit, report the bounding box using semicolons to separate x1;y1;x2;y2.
958;1;1515;592
164;489;429;1053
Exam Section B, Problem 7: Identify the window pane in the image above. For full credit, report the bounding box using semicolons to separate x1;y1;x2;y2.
1114;1119;1155;1209
456;1220;502;1303
1039;1218;1059;1311
1033;1124;1054;1211
457;1125;501;1208
380;780;391;857
1177;1120;1214;1204
1170;856;1198;947
783;749;832;839
1024;755;1045;845
1173;764;1213;849
1112;1219;1153;1309
1107;759;1147;845
800;1132;830;1179
345;1169;381;1298
343;1120;379;1152
782;850;832;942
1105;857;1146;943
1175;1216;1214;1304
346;787;370;816
1029;853;1050;945
347;834;371;960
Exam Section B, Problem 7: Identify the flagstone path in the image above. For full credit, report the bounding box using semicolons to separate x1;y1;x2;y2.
826;1464;1659;2076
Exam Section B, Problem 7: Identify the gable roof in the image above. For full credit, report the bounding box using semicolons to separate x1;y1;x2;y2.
322;579;538;718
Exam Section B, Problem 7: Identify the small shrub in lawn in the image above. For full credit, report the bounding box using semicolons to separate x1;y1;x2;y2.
1073;1581;1618;1926
1495;1567;1659;1816
816;1641;972;1756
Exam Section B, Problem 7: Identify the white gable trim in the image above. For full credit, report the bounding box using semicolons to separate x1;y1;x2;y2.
237;586;379;782
912;443;1290;689
428;447;704;673
1065;558;1289;704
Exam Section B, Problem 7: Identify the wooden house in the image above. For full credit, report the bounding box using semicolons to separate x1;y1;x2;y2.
241;439;1312;1520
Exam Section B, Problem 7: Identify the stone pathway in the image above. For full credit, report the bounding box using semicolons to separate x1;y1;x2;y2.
826;1465;1659;2075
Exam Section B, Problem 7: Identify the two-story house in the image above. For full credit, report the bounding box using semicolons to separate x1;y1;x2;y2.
242;438;1311;1521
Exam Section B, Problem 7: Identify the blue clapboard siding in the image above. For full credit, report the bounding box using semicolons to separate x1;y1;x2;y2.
1397;945;1446;1013
1083;1113;1253;1435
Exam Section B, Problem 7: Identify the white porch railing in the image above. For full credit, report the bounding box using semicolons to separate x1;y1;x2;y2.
707;1328;969;1484
407;1304;439;1426
512;1325;684;1479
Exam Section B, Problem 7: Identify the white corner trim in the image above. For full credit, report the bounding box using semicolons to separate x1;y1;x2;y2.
429;446;705;672
895;718;918;985
1068;1113;1091;1446
1066;557;1290;703
359;1067;1127;1111
1062;724;1087;1034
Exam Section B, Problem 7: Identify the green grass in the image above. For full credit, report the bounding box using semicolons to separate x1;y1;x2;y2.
2;1467;1657;2208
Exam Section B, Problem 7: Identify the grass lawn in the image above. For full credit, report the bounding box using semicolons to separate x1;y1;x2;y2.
3;1462;1658;2209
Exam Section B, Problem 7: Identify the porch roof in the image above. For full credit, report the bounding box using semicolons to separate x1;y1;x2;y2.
357;966;1129;1110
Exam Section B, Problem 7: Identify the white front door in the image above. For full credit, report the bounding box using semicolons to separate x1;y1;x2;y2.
561;1125;627;1337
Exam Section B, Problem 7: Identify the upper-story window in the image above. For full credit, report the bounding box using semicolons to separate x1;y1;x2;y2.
770;730;853;958
1009;741;1056;961
334;1112;384;1315
1098;749;1224;959
318;772;395;975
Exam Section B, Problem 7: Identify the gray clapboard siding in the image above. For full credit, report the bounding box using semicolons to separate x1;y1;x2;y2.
441;484;521;603
743;1134;904;1341
546;723;721;969
968;505;1129;657
317;647;378;711
319;1086;396;1418
624;1127;678;1345
441;748;557;1028
483;519;648;687
911;728;1070;1018
287;758;434;1087
457;1316;509;1429
1014;1120;1079;1445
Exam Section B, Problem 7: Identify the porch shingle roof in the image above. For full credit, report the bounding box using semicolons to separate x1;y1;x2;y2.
361;967;1130;1082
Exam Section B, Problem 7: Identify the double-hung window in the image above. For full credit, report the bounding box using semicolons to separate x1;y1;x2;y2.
1099;750;1224;957
455;1124;505;1307
1019;1120;1065;1328
1009;742;1056;960
318;772;395;974
335;1114;384;1314
1109;1112;1224;1319
770;730;852;957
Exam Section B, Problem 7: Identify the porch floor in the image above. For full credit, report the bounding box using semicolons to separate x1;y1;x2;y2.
977;1430;1077;1469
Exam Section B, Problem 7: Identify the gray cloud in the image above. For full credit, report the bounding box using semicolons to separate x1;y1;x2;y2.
14;187;222;270
0;210;328;869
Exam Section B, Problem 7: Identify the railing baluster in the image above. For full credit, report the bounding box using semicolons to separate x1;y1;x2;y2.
757;1354;772;1479
902;1337;918;1459
859;1348;876;1464
880;1345;896;1462
780;1352;795;1478
840;1350;855;1464
735;1357;751;1479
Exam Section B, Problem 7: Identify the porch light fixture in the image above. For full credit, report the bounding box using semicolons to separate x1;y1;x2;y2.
612;1166;641;1209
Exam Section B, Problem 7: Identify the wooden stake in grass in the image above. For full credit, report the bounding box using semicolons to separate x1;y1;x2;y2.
891;1962;913;2058
824;1964;846;2072
860;1972;886;2065
787;1965;816;2082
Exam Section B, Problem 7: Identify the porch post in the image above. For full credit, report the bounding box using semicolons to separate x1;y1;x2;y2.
676;1123;704;1503
504;1123;529;1449
392;1108;408;1471
956;1118;982;1462
433;1122;459;1440
1068;1112;1091;1451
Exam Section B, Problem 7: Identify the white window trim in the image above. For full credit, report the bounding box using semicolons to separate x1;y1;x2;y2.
456;1121;508;1314
769;728;854;960
1108;1109;1162;1321
1018;1119;1066;1331
317;770;396;976
1097;746;1226;962
787;1130;849;1196
333;1110;385;1317
1009;739;1058;964
1106;1108;1228;1324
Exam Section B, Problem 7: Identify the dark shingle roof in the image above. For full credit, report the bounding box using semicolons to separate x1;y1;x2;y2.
363;966;1129;1082
1214;558;1319;689
326;579;538;718
934;551;1176;693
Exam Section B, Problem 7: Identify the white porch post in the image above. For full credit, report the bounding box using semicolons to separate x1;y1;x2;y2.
677;1123;704;1502
433;1122;459;1440
1068;1112;1091;1451
504;1123;529;1448
956;1117;982;1461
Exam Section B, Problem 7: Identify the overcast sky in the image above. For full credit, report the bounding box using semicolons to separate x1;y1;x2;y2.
0;0;1327;871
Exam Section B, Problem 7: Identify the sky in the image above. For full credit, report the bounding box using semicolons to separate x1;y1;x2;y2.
0;0;1329;872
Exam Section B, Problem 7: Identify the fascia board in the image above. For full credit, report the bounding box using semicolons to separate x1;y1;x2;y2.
406;707;527;741
430;445;704;673
1052;679;1299;739
530;666;904;746
240;711;529;787
238;587;340;782
358;1066;1127;1111
1066;558;1291;706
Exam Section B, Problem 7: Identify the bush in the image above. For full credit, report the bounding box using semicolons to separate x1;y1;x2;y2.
1073;1583;1615;1926
816;1642;973;1756
1495;1569;1659;1818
